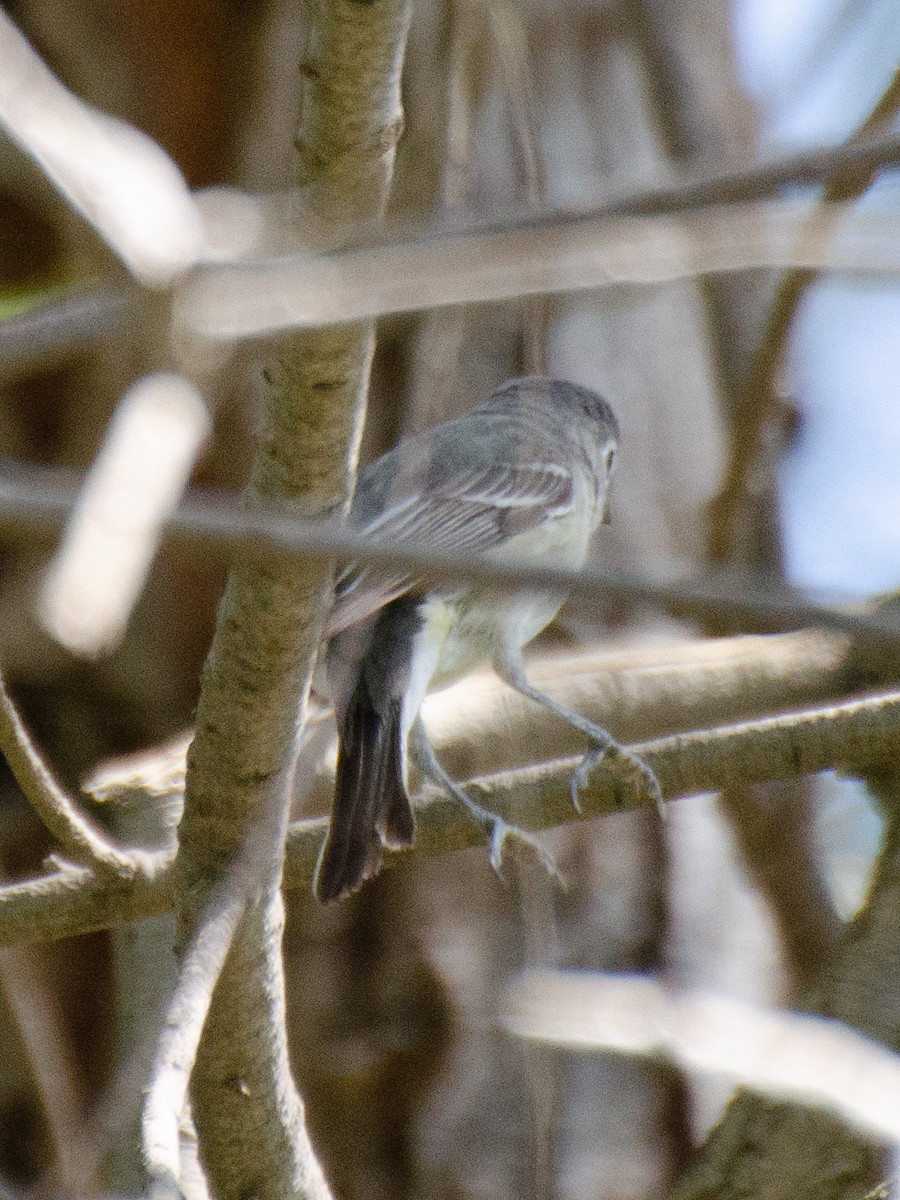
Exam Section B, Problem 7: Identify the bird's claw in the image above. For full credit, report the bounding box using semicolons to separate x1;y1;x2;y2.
486;816;563;886
568;745;609;812
570;741;665;817
616;748;665;817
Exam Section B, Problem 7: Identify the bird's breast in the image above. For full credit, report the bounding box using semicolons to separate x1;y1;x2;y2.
418;513;590;692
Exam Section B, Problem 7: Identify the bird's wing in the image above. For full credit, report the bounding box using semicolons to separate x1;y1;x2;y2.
324;460;575;637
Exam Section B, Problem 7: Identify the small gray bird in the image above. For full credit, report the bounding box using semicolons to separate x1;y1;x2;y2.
315;376;658;902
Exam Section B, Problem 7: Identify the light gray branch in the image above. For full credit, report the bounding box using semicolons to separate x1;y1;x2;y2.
179;201;900;339
2;127;899;375
504;970;900;1146
86;629;853;825
175;128;900;340
284;683;900;879
141;871;248;1200
0;8;202;282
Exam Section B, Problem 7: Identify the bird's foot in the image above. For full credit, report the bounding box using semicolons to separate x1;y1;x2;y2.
570;741;664;818
459;794;562;886
486;814;563;885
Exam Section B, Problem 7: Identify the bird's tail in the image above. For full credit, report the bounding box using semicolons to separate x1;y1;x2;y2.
314;680;415;903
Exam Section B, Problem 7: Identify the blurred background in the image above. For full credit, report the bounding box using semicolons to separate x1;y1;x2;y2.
0;0;898;1196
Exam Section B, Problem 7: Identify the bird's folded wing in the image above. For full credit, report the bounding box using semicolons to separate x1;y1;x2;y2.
324;461;574;637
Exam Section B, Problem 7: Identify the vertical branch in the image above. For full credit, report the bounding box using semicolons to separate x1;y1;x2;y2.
488;0;550;374
171;2;413;1198
407;0;485;433
0;946;91;1193
716;780;842;993
623;1;895;1001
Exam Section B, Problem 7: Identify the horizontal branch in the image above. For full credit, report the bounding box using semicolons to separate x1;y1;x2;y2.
177;129;900;338
420;629;852;780
0;683;897;946
88;629;850;808
177;128;900;338
179;201;900;339
504;971;900;1146
2;129;898;373
0;285;140;381
1;463;898;650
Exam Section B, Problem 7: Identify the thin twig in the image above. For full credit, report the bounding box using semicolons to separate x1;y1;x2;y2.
1;464;900;649
90;628;852;807
406;0;483;432
0;284;140;380
708;67;900;564
239;125;900;251
0;669;163;879
0;946;91;1191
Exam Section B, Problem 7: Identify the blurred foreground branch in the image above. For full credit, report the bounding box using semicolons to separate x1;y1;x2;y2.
3;133;899;372
0;8;202;282
180;199;900;339
668;768;900;1200
504;971;900;1146
2;464;900;650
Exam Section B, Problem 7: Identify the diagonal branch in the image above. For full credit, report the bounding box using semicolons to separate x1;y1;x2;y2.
79;627;852;817
142;883;245;1200
0;669;164;880
708;67;900;565
1;681;898;948
0;8;202;282
142;779;289;1200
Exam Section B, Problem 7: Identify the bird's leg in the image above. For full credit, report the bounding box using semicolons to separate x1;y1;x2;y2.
492;647;664;816
408;718;561;883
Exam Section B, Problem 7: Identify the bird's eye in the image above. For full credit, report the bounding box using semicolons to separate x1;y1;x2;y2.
604;446;617;474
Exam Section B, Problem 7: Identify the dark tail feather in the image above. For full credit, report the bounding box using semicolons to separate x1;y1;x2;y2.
379;707;415;847
315;692;414;903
